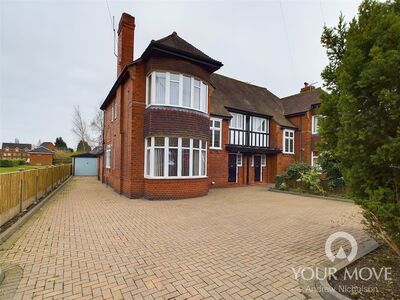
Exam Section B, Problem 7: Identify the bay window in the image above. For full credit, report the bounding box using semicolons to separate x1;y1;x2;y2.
145;137;207;178
283;129;295;154
146;71;208;113
210;118;222;149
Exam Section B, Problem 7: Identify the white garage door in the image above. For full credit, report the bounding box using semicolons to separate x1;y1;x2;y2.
74;157;98;176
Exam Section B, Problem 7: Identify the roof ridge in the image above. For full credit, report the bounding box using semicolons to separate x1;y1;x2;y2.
212;73;272;91
281;87;322;101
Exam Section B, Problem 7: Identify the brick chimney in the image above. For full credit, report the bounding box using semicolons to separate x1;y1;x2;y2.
117;13;135;76
300;82;315;93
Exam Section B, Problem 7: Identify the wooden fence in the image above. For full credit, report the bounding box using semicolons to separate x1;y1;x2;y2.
0;164;72;227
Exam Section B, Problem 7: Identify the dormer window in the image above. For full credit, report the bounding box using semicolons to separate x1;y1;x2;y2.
146;71;208;113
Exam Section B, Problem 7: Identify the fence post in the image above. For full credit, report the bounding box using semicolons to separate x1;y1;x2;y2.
45;166;48;196
19;168;23;213
35;168;39;202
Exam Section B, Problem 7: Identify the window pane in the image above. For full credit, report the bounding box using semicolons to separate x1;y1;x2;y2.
154;148;164;176
169;137;178;147
155;72;166;104
285;139;289;152
215;120;221;128
183;76;191;107
193;139;199;148
147;138;151;147
201;140;206;149
201;150;206;175
147;75;152;104
192;149;199;176
210;130;213;147
182;138;190;148
214;130;220;148
181;149;190;176
193;79;200;109
170;75;179;105
155;137;165;146
146;149;150;175
168;149;178;176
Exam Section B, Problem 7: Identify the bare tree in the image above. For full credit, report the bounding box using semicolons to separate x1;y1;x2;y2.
72;105;91;151
90;109;104;147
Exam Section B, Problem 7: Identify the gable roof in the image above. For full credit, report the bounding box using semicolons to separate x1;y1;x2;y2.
280;88;322;116
210;74;296;128
2;143;32;150
29;146;55;155
40;142;54;147
141;32;223;71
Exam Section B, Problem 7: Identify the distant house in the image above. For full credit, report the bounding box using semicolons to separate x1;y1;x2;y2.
28;146;55;165
40;142;56;151
0;143;32;160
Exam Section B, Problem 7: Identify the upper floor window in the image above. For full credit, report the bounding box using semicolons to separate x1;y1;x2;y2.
229;112;244;129
312;115;319;134
210;118;222;149
283;129;295;154
252;116;267;133
146;71;208;113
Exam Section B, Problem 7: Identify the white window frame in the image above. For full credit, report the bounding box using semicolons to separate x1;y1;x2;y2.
229;112;244;129
144;137;207;179
237;154;243;167
282;129;295;154
311;151;320;168
312;115;319;134
261;155;266;167
146;71;208;114
210;117;222;150
105;145;111;169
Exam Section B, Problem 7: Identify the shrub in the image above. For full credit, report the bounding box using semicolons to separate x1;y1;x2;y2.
318;151;344;189
278;182;288;191
275;175;283;189
0;159;25;167
283;162;311;181
297;169;324;195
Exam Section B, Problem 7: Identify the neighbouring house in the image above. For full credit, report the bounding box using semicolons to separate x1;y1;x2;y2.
99;13;321;199
0;143;32;160
29;146;55;165
280;83;321;168
40;142;56;151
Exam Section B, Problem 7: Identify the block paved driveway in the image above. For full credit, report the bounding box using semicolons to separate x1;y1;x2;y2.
0;177;371;300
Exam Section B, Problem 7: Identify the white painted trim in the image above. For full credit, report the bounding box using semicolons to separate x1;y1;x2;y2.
312;115;319;134
210;117;222;150
282;129;295;154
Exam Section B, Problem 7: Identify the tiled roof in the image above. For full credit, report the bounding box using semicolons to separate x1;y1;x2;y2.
2;143;32;150
40;142;54;147
280;88;321;116
29;146;55;154
210;74;296;128
151;32;223;67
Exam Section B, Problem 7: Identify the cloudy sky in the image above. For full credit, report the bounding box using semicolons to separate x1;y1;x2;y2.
0;0;360;149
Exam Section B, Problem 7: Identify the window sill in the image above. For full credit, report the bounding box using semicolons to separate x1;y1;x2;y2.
209;147;222;151
282;152;295;155
144;176;208;180
146;104;208;115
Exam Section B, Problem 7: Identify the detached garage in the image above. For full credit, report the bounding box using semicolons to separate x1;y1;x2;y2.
72;153;98;176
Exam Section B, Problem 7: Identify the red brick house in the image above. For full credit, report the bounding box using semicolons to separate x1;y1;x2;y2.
99;13;320;199
40;142;56;151
0;143;32;160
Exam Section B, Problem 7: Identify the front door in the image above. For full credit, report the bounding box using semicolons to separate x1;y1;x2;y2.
228;154;237;182
254;155;261;182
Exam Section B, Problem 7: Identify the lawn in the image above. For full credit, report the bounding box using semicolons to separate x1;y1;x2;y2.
0;165;46;173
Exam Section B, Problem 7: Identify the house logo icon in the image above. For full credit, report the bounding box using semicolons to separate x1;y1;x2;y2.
325;231;358;262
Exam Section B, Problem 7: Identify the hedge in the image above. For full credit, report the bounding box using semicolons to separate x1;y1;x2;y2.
0;159;26;167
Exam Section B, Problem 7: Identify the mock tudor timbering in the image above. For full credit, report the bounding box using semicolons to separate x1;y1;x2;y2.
99;12;321;199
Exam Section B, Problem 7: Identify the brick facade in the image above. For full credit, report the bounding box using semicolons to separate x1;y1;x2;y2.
29;153;53;165
99;13;320;199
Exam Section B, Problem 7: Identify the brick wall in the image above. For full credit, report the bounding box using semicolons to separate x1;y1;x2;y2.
30;153;53;165
144;178;209;199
